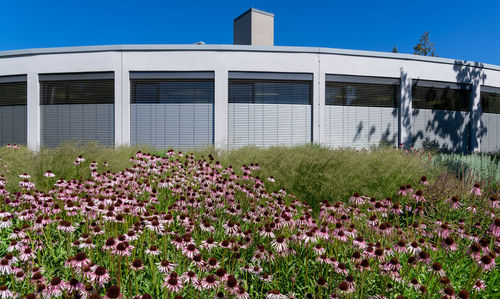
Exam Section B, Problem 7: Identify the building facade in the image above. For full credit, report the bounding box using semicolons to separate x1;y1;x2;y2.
0;44;499;152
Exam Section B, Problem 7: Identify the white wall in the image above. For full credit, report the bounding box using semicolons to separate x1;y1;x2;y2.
0;46;499;152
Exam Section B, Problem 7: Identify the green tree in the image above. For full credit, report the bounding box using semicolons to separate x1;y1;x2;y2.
413;32;437;56
391;45;399;53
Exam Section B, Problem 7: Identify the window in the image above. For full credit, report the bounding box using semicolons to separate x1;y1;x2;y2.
481;89;500;114
325;82;397;107
412;81;470;111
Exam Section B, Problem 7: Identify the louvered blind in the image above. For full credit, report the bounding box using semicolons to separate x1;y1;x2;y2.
324;78;398;149
39;73;115;147
411;80;470;152
130;76;214;149
326;82;397;107
0;77;27;146
412;81;470;111
228;76;312;147
479;87;500;152
481;88;500;114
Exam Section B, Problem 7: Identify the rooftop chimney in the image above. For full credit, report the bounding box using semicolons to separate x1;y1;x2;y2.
233;8;274;46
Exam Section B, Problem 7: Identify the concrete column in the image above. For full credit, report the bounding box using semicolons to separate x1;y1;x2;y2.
116;55;131;146
398;69;412;147
27;73;40;150
214;68;228;149
470;83;481;153
314;65;325;145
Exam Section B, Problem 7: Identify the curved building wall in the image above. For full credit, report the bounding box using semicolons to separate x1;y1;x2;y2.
0;45;499;152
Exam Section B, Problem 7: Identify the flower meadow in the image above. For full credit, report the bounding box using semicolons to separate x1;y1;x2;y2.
0;146;498;298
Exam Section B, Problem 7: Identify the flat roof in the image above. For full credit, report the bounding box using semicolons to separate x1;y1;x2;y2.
0;44;498;71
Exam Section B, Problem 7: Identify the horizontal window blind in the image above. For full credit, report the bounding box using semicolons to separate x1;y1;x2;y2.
324;79;398;148
40;79;114;105
130;78;214;149
40;75;115;147
0;81;27;106
0;80;27;146
325;82;397;107
412;81;470;111
228;78;312;147
481;89;500;114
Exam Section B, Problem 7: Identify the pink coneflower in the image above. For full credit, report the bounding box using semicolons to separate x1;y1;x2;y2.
338;281;354;294
0;217;12;229
163;275;183;293
301;231;317;244
104;285;122;299
478;255;495;271
467;205;477;214
145;245;161;256
442;237;458;251
18;173;31;179
420;176;428;185
335;262;348;276
215;268;228;281
234;286;250;299
471;183;481;196
19;247;36;262
156;260;177;274
57;220;76;233
0;259;12;275
130;259;144;271
430;262;446;277
488;194;499;208
394;240;407;253
472;280;486;292
71;252;90;268
398;185;407;196
267;177;275;183
202;275;220;290
349;192;365;205
90;266;110;285
14;270;26;282
266;290;286;299
271;236;288;253
0;285;15;299
200;221;215;233
441;286;455;298
412;190;426;202
113;242;133;256
446;196;462;209
44;170;55;178
259;226;275;239
250;265;263;274
489;218;500;238
406;184;414;193
313;244;326;255
48;277;69;297
181;271;197;284
260;273;273;283
206;257;219;269
103;238;116;251
437;223;451;238
468;243;482;260
417;251;431;264
182;244;199;259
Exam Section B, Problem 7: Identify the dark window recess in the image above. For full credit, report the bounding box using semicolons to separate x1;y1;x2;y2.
40;80;114;105
0;82;27;106
412;86;470;111
481;92;500;114
131;80;214;104
229;80;312;105
325;82;397;107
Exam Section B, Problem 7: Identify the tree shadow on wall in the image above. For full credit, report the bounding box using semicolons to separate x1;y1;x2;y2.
407;61;487;153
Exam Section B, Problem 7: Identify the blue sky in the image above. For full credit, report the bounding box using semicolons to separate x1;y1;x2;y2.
1;0;499;65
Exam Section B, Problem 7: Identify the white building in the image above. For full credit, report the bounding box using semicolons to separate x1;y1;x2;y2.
0;8;499;152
